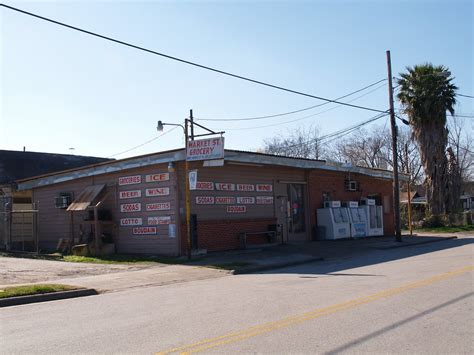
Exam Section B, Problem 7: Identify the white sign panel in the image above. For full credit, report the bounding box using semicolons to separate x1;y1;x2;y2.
133;227;157;235
256;184;273;192
148;216;171;225
215;183;235;191
227;205;246;213
145;187;170;197
145;173;169;183
215;196;236;204
189;170;198;190
119;190;142;199
256;196;274;205
237;184;255;192
237;196;255;204
196;182;214;190
146;202;171;211
169;224;176;238
120;203;141;212
118;175;141;186
120;218;143;226
186;137;224;161
196;196;215;204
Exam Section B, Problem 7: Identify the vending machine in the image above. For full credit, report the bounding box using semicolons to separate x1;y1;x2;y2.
360;198;384;236
317;201;351;240
343;201;367;238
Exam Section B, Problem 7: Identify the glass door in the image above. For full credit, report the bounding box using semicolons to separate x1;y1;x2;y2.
287;184;307;241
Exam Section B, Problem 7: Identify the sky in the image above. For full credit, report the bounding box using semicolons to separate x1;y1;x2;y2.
1;0;472;159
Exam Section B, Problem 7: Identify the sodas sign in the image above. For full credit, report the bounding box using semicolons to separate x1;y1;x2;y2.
196;196;215;204
120;203;141;212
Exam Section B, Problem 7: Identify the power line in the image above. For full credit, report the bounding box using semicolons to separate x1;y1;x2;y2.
108;126;179;158
221;83;389;131
1;3;386;113
458;94;474;99
196;78;387;121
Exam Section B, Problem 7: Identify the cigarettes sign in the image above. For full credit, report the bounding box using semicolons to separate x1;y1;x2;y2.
186;137;224;161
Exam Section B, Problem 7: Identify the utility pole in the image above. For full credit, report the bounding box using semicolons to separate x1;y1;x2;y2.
189;109;194;140
405;143;413;236
386;50;402;242
184;119;192;259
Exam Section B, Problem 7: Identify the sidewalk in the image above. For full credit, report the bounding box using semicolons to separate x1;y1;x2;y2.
1;234;465;298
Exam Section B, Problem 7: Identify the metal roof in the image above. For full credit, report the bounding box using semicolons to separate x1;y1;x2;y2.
17;148;402;191
66;184;106;211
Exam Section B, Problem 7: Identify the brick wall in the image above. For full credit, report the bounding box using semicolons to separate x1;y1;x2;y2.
308;170;395;237
181;217;277;253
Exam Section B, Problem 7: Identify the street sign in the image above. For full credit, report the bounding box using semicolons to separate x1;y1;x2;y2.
186;137;224;161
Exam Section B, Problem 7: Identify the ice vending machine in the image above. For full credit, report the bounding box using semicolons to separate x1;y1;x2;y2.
360;198;384;236
317;201;350;239
343;201;367;238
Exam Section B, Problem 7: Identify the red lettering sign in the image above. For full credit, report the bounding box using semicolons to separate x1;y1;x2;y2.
120;203;141;212
196;196;215;204
256;196;274;205
237;196;255;204
132;227;157;235
146;202;171;211
215;183;235;191
120;218;142;226
237;184;255;191
196;182;214;190
145;187;170;197
119;190;141;199
226;205;246;213
148;216;171;225
215;196;236;204
256;184;273;192
145;173;170;183
118;175;141;186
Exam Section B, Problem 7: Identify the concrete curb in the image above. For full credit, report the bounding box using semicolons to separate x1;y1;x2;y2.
232;257;324;275
0;288;98;308
372;236;458;250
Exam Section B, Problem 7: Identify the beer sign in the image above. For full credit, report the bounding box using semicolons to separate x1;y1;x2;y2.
119;190;141;199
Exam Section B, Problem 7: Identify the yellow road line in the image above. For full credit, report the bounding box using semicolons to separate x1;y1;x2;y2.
157;265;473;355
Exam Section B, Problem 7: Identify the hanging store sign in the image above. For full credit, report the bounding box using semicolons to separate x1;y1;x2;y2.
120;203;141;212
256;196;274;205
118;175;142;186
227;205;246;213
215;183;235;191
145;187;170;197
146;202;171;211
148;216;171;225
237;196;255;204
215;196;236;204
186;137;224;161
145;173;170;183
196;182;214;190
119;190;142;199
256;184;273;192
196;196;215;204
120;218;143;226
133;227;157;235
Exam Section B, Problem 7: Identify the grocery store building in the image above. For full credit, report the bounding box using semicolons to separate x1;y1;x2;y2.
16;149;395;255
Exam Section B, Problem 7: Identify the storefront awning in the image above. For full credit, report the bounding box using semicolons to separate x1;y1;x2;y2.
66;184;106;211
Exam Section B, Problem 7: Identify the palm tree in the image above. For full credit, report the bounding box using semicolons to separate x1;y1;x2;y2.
397;64;458;215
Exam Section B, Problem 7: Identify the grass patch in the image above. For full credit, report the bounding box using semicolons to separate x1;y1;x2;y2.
62;254;184;265
204;261;255;270
0;284;78;299
414;225;474;233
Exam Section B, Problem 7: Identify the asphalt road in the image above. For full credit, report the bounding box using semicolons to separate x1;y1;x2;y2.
1;237;473;354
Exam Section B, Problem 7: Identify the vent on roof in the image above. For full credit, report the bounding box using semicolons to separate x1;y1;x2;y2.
55;192;73;209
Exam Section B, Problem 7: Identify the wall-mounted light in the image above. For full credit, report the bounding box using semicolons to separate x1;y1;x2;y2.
167;161;175;173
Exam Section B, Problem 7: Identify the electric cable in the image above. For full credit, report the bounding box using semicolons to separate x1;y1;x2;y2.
0;3;386;113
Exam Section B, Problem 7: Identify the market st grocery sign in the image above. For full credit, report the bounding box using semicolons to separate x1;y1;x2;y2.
187;137;224;161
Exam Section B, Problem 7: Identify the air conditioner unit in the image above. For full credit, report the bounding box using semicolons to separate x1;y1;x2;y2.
345;180;358;191
55;193;73;209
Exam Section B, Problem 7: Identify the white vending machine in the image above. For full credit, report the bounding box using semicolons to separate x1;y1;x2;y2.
343;201;367;238
317;201;351;240
360;198;384;236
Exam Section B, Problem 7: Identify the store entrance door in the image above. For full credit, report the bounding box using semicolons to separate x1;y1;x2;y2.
287;184;307;242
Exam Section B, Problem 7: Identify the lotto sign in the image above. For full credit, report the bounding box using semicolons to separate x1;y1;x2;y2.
215;196;236;204
196;196;215;204
148;216;171;225
216;183;235;191
196;182;214;190
120;218;142;226
120;203;141;212
133;227;157;235
146;202;171;211
237;196;255;204
119;190;141;199
186;137;224;161
256;196;274;204
256;184;273;192
118;175;141;186
145;173;169;183
237;184;255;191
145;187;170;197
227;205;246;213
